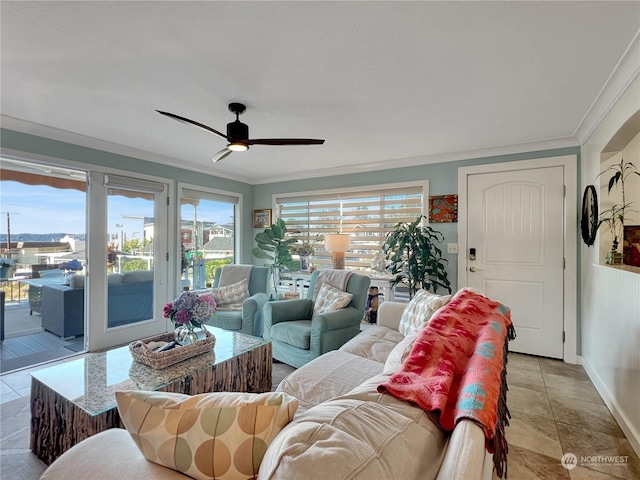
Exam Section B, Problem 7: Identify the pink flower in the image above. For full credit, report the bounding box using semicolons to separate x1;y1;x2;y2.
175;310;191;325
163;303;173;318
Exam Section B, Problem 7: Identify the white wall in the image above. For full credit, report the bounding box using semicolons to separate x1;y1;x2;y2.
581;75;640;456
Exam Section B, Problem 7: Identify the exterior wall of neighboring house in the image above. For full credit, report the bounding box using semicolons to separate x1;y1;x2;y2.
581;75;640;456
2;241;72;270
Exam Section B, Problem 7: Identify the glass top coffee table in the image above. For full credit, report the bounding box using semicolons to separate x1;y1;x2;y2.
30;326;272;465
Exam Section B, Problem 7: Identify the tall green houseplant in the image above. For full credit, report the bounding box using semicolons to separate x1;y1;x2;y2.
382;215;451;298
597;158;640;252
252;218;299;297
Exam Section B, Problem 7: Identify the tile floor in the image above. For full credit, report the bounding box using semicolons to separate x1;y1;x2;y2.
496;353;640;480
1;352;639;479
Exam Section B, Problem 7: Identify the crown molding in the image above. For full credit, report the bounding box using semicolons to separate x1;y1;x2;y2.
574;29;640;145
0;115;255;185
250;136;580;185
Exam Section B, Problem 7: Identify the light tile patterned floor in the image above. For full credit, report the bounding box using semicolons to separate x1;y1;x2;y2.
497;353;640;480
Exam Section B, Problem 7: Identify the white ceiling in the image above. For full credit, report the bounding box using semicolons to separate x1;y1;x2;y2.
2;1;639;184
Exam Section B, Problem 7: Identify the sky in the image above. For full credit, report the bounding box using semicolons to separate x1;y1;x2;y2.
0;180;234;238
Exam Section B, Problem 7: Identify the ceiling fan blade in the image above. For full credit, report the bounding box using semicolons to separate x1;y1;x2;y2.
247;138;325;146
212;148;233;163
156;110;227;139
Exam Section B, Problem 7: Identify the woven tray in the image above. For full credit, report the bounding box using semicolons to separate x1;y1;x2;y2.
129;329;216;369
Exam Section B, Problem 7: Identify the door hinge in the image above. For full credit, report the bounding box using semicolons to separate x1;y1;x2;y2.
166;252;169;261
563;258;566;269
563;185;566;197
167;196;170;206
563;331;566;343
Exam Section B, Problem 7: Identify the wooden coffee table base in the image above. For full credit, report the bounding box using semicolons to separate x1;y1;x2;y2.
30;334;271;465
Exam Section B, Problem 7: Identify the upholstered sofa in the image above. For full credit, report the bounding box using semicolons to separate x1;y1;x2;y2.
40;270;153;339
41;290;510;480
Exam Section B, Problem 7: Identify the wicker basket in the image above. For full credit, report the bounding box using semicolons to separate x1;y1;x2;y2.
129;329;216;369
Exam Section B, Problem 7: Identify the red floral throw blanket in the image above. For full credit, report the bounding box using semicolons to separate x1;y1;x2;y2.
377;289;516;478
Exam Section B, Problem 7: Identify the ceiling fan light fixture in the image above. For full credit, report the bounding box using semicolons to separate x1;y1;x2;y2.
228;143;248;152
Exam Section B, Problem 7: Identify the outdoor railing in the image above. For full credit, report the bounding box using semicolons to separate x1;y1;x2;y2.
0;279;28;303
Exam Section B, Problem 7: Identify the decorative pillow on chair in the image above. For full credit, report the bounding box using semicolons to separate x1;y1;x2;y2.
398;289;451;336
313;282;353;315
115;390;298;480
211;278;250;307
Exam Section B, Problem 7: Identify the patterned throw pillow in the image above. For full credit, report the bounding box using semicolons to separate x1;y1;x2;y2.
211;278;250;307
313;282;353;315
397;289;452;336
116;390;298;480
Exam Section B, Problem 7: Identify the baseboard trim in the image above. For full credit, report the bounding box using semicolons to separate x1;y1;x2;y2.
581;356;640;458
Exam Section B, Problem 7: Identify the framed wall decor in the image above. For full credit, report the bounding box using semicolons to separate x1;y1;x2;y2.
253;209;272;228
429;195;458;223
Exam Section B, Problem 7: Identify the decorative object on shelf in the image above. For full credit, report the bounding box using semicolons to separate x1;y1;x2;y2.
581;185;598;246
597;158;639;257
163;290;217;346
382;215;451;299
252;218;299;298
290;234;322;272
253;209;272;228
429;194;458;223
298;254;311;272
325;233;351;269
371;250;386;275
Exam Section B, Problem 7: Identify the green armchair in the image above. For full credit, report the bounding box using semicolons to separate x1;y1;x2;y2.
263;270;370;367
207;265;270;337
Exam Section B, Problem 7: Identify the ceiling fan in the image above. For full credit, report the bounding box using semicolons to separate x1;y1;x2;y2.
157;102;325;163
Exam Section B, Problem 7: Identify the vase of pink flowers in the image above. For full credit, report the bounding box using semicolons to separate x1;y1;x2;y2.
163;291;217;346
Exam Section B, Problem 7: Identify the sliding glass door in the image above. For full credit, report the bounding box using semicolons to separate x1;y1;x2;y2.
87;173;171;351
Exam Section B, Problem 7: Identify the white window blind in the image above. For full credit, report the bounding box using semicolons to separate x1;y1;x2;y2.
277;186;424;270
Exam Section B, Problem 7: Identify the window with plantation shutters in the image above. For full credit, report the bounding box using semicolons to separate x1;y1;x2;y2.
276;183;425;270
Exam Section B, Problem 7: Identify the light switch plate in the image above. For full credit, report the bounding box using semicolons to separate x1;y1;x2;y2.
447;243;459;254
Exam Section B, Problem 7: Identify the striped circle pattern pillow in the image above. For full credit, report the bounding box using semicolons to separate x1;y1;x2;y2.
398;289;451;336
211;278;250;306
313;282;353;315
116;390;298;480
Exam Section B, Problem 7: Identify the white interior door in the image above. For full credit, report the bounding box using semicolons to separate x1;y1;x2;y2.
465;166;565;358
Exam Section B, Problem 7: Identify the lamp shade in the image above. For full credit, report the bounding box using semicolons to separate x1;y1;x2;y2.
324;234;351;252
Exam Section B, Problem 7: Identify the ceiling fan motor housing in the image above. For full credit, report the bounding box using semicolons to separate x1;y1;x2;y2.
227;120;249;141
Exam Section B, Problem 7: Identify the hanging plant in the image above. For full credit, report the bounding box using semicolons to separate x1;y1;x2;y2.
382;215;451;298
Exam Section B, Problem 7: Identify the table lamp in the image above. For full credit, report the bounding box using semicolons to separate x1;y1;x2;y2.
324;233;351;270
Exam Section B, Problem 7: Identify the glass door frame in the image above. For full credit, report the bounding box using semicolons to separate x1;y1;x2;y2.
176;182;242;295
87;171;174;351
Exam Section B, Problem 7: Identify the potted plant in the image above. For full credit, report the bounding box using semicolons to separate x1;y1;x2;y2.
290;234;322;272
252;218;299;298
382;215;451;298
597;158;639;262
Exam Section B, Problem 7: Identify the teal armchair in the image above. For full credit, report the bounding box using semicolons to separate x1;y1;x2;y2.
208;265;270;337
263;271;370;367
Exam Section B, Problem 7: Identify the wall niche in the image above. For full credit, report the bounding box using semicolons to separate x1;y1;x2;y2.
599;110;640;267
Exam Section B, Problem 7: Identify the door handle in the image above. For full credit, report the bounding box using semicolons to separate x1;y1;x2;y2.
469;266;478;273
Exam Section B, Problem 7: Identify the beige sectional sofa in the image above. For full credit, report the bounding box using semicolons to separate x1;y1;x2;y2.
41;300;496;480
